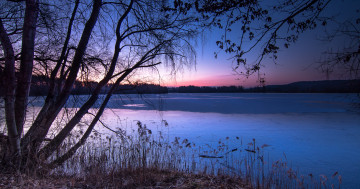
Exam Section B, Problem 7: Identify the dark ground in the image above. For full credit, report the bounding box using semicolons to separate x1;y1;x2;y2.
0;168;250;189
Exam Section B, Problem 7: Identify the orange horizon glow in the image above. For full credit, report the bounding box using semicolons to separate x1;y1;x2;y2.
159;69;331;88
161;74;256;87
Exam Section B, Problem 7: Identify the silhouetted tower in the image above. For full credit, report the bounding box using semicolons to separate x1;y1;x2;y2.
257;71;266;87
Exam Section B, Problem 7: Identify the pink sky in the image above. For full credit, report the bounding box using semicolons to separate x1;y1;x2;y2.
154;1;357;88
160;30;331;88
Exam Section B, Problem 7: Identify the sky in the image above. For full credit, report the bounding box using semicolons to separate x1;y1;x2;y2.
153;0;360;88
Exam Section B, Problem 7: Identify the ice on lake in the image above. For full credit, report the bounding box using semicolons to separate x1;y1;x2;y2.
100;93;360;188
28;93;360;188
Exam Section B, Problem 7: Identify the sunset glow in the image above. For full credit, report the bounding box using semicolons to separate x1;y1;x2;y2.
1;0;359;188
153;1;359;88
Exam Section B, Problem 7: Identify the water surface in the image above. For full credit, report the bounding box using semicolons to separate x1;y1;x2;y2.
27;93;360;188
99;93;360;188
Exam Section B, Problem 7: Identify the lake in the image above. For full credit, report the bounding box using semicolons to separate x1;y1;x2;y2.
29;93;360;188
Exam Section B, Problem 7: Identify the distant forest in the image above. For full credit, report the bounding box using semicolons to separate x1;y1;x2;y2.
169;85;245;93
7;75;168;96
0;75;359;96
169;79;360;93
257;80;360;93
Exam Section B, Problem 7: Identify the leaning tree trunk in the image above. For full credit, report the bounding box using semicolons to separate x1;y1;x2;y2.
49;70;124;167
48;42;162;167
39;0;134;160
20;0;102;169
0;18;20;169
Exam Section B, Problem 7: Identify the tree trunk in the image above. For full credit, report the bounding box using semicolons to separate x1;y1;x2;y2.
48;45;160;166
21;0;103;164
50;74;122;167
15;0;39;136
39;0;135;159
0;18;20;169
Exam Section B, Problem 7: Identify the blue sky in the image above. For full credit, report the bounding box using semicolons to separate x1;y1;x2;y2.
155;0;359;87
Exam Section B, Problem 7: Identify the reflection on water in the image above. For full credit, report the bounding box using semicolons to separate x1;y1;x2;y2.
122;104;146;108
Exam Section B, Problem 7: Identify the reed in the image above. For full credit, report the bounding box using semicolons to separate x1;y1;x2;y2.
40;121;342;189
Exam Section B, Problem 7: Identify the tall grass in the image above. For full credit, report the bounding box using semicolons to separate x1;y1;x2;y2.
44;121;342;189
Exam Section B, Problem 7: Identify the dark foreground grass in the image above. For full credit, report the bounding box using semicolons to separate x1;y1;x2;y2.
1;121;342;188
0;168;250;188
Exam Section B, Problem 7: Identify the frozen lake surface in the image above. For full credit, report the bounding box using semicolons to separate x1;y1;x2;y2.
101;93;360;188
30;93;360;188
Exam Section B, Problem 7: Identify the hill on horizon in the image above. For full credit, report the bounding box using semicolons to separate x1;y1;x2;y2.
170;79;360;93
262;79;360;93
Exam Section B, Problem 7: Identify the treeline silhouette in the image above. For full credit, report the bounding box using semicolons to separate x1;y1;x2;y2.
1;75;359;96
168;80;359;93
24;75;168;96
259;80;360;93
169;85;244;93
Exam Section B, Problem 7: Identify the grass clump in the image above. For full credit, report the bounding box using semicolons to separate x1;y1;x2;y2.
1;121;342;188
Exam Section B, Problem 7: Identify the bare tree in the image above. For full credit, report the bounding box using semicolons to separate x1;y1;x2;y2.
0;0;343;173
0;0;200;171
189;0;332;76
0;0;38;169
318;12;360;80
